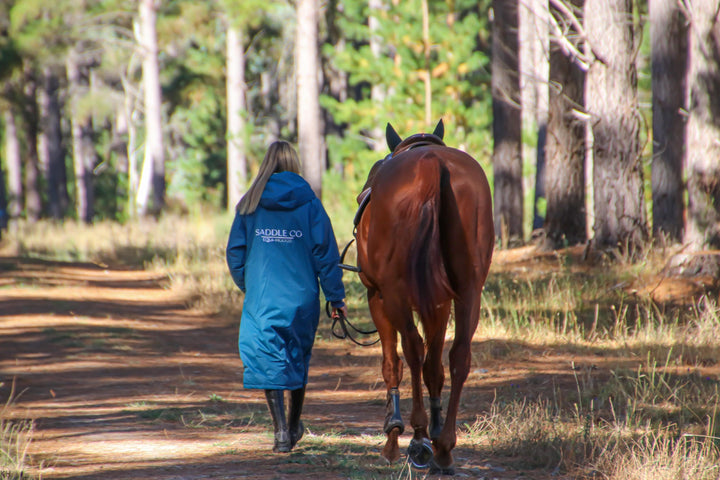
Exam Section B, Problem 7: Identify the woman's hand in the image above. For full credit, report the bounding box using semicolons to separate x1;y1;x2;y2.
333;304;348;319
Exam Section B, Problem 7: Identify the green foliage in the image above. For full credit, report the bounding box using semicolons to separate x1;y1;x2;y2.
322;0;493;189
221;0;273;30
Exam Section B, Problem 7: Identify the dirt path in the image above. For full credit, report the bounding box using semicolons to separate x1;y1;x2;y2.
0;254;676;479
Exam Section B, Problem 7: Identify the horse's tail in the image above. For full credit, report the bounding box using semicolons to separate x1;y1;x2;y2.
406;155;455;323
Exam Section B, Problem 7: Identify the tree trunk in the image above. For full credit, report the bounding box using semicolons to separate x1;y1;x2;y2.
38;66;68;220
368;0;385;151
0;151;6;236
22;68;42;222
3;109;22;221
137;0;165;216
543;0;586;249
296;0;323;198
492;0;523;245
226;23;247;211
67;49;95;224
520;0;550;232
682;0;720;275
421;0;432;127
650;0;688;243
121;72;140;218
585;0;646;251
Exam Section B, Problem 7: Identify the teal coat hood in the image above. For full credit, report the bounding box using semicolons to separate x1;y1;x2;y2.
258;172;316;210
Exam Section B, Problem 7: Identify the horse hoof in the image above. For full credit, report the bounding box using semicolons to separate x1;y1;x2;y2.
407;438;434;469
429;459;455;475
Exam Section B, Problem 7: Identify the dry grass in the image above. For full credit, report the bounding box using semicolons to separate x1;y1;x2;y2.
595;431;720;480
0;382;35;480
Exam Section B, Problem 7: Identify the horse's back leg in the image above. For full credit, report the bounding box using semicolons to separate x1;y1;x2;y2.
422;303;451;439
431;289;480;473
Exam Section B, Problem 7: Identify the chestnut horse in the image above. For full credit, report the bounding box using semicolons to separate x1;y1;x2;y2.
354;120;494;474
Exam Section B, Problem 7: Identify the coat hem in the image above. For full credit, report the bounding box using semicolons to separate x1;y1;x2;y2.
243;383;306;390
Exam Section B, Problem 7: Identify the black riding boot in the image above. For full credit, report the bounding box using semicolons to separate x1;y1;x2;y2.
265;389;291;453
288;387;306;448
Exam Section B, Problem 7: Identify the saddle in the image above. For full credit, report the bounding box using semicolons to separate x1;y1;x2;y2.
392;133;445;155
353;133;446;228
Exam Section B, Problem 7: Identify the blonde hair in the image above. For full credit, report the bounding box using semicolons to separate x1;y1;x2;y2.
236;141;302;214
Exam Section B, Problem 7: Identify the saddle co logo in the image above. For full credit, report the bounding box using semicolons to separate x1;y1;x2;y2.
255;227;303;244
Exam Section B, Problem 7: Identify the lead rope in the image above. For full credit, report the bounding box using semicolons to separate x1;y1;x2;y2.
326;301;379;347
331;209;378;346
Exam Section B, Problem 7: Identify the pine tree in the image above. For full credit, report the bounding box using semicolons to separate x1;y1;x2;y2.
682;0;720;275
136;0;165;216
322;1;492;191
650;0;688;243
585;0;647;252
542;0;587;249
492;0;523;245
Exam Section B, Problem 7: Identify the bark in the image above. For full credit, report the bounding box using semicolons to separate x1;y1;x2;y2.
22;68;42;222
296;0;323;197
226;23;247;211
38;66;68;220
585;0;647;251
421;0;432;127
543;0;586;249
368;0;385;151
67;49;96;224
683;0;720;275
121;72;140;217
3;109;22;220
650;0;688;243
520;0;550;231
137;0;165;216
492;0;524;245
0;153;6;235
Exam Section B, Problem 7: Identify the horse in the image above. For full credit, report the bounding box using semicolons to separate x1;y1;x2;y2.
354;120;494;474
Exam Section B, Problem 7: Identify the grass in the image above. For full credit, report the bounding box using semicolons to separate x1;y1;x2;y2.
0;382;34;480
1;214;719;479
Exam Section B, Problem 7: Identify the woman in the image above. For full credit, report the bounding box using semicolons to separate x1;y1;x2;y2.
226;141;347;453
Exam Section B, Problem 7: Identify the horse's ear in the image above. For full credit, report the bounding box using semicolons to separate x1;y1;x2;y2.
386;123;402;152
432;119;444;140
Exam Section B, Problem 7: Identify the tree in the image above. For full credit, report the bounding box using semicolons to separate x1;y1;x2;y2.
296;0;323;197
367;0;385;151
650;0;688;242
492;0;523;245
0;150;6;237
38;65;68;219
225;24;247;210
223;0;267;211
136;0;165;216
542;0;586;248
322;0;491;192
585;0;646;251
21;65;41;222
66;47;95;223
2;108;21;222
520;0;549;232
682;0;720;274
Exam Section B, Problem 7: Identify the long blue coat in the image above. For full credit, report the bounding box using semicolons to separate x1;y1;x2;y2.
226;172;346;390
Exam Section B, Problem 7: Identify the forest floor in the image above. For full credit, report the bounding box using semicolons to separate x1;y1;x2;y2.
0;248;717;480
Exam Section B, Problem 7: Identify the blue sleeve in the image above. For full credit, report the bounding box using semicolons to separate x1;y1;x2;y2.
226;212;247;293
310;199;346;304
